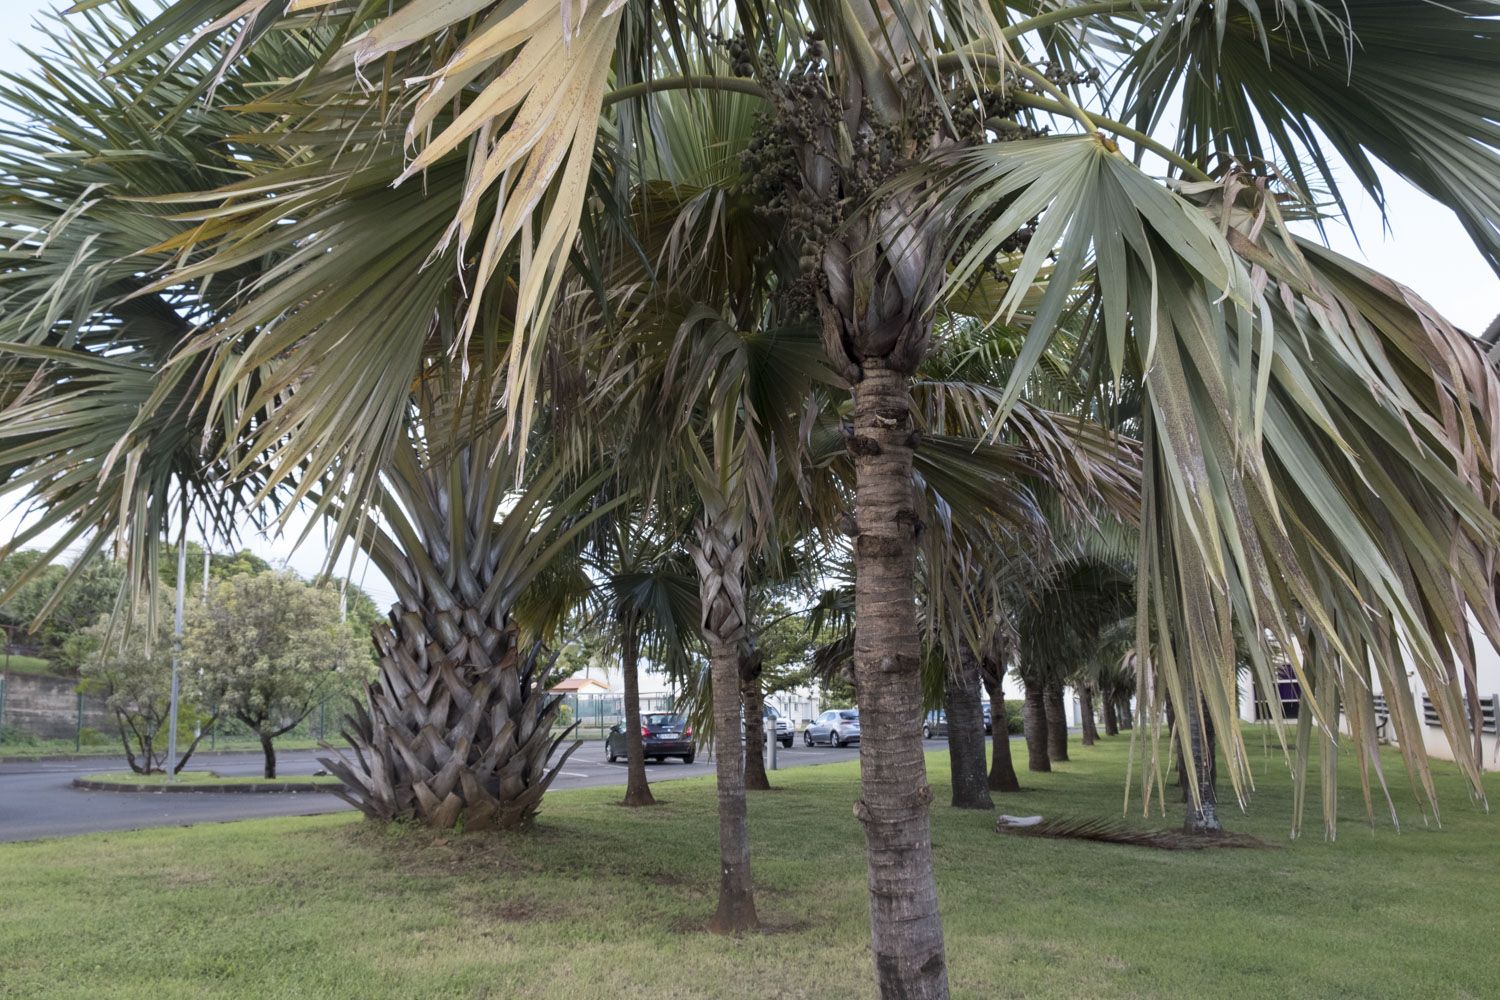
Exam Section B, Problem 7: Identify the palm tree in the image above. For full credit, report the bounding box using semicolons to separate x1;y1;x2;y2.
0;3;314;613
312;373;620;829
636;327;824;932
570;74;833;927
42;1;1500;994
977;620;1023;794
0;8;618;830
1017;555;1135;767
580;511;700;807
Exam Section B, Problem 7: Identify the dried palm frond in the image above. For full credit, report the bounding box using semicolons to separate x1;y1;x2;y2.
996;814;1268;851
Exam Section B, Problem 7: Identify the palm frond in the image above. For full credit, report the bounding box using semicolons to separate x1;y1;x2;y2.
927;135;1500;833
1118;0;1500;271
997;814;1269;850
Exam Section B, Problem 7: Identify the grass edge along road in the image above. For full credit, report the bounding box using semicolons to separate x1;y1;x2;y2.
2;738;1498;999
77;771;343;788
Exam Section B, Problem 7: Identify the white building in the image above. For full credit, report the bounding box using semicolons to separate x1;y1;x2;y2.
1234;618;1500;766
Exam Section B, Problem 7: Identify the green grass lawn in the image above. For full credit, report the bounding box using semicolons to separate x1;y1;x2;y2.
2;737;1498;999
79;771;342;787
0;736;342;760
0;654;54;676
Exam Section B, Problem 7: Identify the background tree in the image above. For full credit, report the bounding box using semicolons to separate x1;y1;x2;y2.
978;621;1022;794
183;571;362;778
1;553;126;661
1016;556;1135;770
583;512;699;807
72;611;214;774
157;543;272;595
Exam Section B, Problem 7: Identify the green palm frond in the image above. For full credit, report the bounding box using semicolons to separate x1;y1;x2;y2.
1118;0;1500;270
929;135;1500;832
0;3;315;618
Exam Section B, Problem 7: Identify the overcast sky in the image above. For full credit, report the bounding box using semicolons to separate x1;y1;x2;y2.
2;0;1498;613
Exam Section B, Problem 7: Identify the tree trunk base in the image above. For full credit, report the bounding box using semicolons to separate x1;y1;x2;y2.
1184;805;1225;836
984;686;1022;793
1023;684;1050;773
988;751;1022;793
708;887;759;935
946;649;994;810
621;787;657;807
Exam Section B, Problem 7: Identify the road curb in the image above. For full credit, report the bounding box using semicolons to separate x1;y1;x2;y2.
71;777;339;795
1;747;339;765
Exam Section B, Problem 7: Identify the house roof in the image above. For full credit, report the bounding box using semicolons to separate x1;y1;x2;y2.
547;676;611;694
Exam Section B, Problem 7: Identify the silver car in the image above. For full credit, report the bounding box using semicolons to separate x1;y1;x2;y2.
766;705;794;748
804;708;861;747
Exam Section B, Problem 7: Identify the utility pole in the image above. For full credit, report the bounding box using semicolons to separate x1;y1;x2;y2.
165;516;188;780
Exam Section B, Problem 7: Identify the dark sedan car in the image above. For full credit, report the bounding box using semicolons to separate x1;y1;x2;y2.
606;713;695;764
926;706;993;737
922;710;948;739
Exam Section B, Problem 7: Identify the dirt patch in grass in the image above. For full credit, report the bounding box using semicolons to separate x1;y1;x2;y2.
162;868;216;887
642;870;688;887
469;898;570;923
759;916;813;935
666;913;811;937
667;914;709;935
341;823;542;878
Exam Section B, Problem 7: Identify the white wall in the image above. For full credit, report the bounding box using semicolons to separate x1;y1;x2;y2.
1234;617;1500;766
1405;617;1500;765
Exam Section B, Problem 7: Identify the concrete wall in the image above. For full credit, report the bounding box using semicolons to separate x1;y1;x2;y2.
0;672;111;742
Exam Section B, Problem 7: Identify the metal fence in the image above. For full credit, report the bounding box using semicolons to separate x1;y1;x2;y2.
0;671;350;755
559;692;825;738
562;692;679;740
0;672;828;756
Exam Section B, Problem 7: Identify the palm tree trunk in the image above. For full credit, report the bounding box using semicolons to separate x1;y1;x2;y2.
742;645;771;792
1023;681;1050;772
321;604;577;831
620;613;655;807
693;515;758;933
1117;695;1133;730
982;677;1021;793
847;362;948;996
945;646;993;809
1167;698;1187;800
1045;681;1071;763
1102;695;1119;736
1079;684;1099;747
1183;692;1222;835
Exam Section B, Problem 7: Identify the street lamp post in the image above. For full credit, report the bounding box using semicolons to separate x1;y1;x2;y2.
165;526;187;779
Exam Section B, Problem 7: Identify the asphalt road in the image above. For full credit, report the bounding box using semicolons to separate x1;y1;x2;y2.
0;738;886;842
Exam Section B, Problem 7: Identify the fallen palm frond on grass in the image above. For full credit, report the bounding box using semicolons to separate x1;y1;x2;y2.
997;814;1268;851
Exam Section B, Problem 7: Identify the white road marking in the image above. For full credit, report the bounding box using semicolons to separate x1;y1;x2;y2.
560;771;592;778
